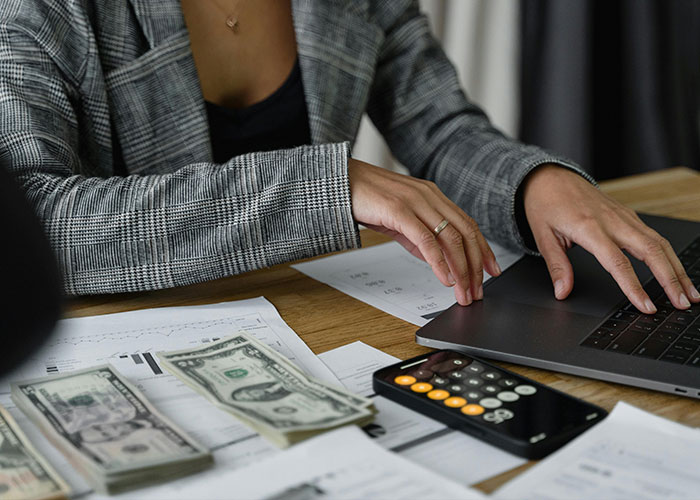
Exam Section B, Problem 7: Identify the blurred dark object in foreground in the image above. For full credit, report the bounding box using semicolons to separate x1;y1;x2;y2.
520;0;700;180
0;164;62;376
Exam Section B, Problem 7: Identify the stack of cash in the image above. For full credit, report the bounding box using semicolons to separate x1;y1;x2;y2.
0;405;70;500
10;366;212;495
158;333;376;448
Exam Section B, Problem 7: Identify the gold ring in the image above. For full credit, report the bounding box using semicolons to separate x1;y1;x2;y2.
433;219;450;236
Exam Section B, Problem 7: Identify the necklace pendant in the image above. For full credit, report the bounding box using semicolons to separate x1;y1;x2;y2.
226;15;239;33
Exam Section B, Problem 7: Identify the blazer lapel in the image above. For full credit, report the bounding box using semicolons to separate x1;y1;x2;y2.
107;0;211;174
292;0;384;146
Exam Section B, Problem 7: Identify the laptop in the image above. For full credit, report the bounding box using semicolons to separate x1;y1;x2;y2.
416;214;700;399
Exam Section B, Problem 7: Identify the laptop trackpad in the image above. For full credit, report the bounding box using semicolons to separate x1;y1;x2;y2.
488;248;649;319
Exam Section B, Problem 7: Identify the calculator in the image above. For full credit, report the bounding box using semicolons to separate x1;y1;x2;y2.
372;349;607;459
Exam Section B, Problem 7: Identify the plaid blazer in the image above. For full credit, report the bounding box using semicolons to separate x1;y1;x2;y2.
0;0;590;295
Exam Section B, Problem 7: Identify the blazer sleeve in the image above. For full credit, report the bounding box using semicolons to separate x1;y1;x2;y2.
0;26;360;295
365;1;596;254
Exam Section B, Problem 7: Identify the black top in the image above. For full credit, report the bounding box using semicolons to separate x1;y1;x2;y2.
205;59;312;163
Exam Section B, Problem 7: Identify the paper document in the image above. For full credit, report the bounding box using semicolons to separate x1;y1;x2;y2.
293;241;522;325
123;426;486;500
319;341;526;485
495;401;700;500
0;298;338;498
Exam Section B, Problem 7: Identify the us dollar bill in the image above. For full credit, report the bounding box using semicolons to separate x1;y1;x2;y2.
0;405;69;500
158;336;375;447
161;334;372;409
11;366;212;494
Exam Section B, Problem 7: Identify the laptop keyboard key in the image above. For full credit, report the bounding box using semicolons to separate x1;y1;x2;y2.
659;323;686;335
611;311;638;323
679;332;700;345
687;355;700;368
650;331;679;343
670;341;698;354
661;352;691;364
601;320;629;333
629;323;655;334
667;313;693;327
581;336;613;349
607;330;648;354
634;339;670;359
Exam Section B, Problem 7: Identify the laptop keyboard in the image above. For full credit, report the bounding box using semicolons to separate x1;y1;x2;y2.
580;236;700;368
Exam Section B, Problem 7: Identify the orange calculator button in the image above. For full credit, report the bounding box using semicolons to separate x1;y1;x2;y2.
410;382;433;393
444;397;467;408
394;375;417;386
461;404;485;416
427;389;450;400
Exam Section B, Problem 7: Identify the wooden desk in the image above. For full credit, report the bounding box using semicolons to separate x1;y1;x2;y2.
66;167;700;493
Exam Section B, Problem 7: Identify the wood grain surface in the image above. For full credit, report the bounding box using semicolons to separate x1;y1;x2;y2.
65;167;700;493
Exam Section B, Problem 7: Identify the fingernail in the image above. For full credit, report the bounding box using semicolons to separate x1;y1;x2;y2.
679;293;691;309
690;286;700;300
447;272;456;286
465;288;473;305
476;285;484;300
554;280;565;299
644;299;657;314
494;261;502;275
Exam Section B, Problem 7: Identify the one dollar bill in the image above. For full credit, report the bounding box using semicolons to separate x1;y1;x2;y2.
158;334;375;447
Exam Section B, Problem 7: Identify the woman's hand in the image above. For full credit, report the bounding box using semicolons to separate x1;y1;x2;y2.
348;158;501;305
523;165;700;313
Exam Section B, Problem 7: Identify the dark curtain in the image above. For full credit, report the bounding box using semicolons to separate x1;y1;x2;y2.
520;0;700;180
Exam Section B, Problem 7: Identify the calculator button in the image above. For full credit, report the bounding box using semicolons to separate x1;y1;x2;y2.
479;397;502;409
483;412;503;424
431;377;449;387
412;369;433;380
448;371;466;380
461;404;485;416
498;378;518;388
427;389;450;401
497;391;519;402
481;371;501;381
494;409;514;420
464;363;484;374
465;390;483;401
410;382;433;393
394;375;416;386
448;384;465;393
514;385;537;396
444;397;467;408
483;385;499;394
466;378;483;387
451;359;466;366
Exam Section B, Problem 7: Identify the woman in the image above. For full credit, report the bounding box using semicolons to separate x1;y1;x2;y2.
0;0;697;314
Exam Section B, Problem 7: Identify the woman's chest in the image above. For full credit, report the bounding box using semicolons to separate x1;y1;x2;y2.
180;0;298;109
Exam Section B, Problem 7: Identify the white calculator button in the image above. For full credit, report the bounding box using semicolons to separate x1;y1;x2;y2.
483;412;503;424
494;409;514;420
514;385;537;396
479;397;502;409
497;391;519;402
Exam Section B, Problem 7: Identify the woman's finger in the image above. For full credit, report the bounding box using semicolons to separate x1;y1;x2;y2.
612;225;691;309
575;228;656;314
431;221;472;305
533;227;574;300
429;184;501;277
